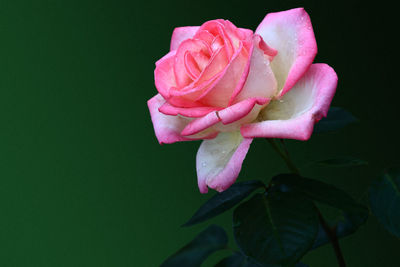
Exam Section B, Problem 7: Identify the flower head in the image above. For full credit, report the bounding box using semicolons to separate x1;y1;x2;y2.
148;8;337;193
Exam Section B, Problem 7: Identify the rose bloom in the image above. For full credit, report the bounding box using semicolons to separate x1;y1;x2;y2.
148;8;337;193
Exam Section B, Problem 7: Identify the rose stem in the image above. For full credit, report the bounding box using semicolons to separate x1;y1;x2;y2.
266;138;300;174
266;138;347;267
316;211;346;267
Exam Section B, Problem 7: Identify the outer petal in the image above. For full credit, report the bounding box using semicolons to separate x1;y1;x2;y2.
148;94;190;144
232;35;277;104
148;94;219;144
256;8;317;97
196;131;252;193
154;51;177;100
159;102;222;118
170;26;200;51
241;64;337;140
218;97;269;124
181;97;269;136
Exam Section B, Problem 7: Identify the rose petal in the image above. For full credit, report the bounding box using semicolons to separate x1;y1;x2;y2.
147;94;190;144
218;97;269;124
231;35;277;104
167;20;254;107
181;97;269;136
199;20;225;36
222;20;244;50
196;131;252;193
148;94;219;143
256;8;317;97
159;101;222;118
180;111;220;137
211;35;225;52
167;74;221;107
170;26;200;51
193;30;215;45
197;46;228;82
241;64;337;140
189;51;209;72
198;42;251;107
213;98;269;134
184;52;201;80
168;46;228;103
254;34;277;61
154;51;177;100
174;39;210;87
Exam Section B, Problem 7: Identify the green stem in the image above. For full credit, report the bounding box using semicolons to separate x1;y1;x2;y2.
316;211;346;267
266;138;346;267
266;139;300;174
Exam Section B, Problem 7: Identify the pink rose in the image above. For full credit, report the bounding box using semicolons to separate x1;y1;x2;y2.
148;8;337;193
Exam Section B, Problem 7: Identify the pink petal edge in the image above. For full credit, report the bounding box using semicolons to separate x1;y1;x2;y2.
232;35;278;104
196;136;253;193
256;7;317;97
159;102;222;118
148;94;189;144
240;63;338;140
148;94;218;144
181;97;269;136
170;26;200;51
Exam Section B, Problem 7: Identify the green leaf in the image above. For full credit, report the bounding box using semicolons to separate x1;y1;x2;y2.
160;225;228;267
233;192;319;266
313;107;357;134
313;156;367;167
183;180;265;227
271;174;368;219
271;174;368;249
215;252;264;267
311;213;364;249
369;168;400;238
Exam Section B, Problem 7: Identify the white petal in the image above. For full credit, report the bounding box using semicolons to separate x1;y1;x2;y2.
196;131;252;193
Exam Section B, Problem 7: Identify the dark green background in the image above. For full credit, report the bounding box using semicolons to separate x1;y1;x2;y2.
0;0;398;266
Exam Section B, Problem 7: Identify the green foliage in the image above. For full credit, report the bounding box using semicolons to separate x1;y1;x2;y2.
233;192;319;266
271;174;367;217
183;180;264;227
163;174;369;266
369;168;400;238
271;174;369;249
313;107;357;133
160;225;228;267
215;252;264;267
